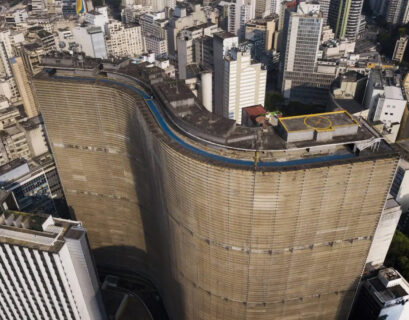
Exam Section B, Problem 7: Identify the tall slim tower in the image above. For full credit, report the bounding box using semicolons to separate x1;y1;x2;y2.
318;0;331;24
213;32;239;115
280;2;335;103
227;0;256;36
33;60;398;320
10;57;38;118
393;35;409;63
222;47;266;122
329;0;364;40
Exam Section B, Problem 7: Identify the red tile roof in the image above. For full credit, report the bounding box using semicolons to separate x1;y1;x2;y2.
243;105;267;118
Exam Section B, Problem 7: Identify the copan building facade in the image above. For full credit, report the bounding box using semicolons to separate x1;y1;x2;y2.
33;57;398;320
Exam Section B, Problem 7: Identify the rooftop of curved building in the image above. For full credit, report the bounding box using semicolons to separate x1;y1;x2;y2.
36;56;397;169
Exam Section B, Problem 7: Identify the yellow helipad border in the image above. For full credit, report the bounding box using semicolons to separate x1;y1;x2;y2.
279;110;358;133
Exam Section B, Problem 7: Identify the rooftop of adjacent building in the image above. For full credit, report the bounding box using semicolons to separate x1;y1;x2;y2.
365;268;409;306
242;105;267;118
213;31;236;40
37;56;397;169
341;71;366;82
246;15;279;27
0;210;83;253
0;158;26;176
185;21;216;32
86;25;104;34
384;86;404;100
23;42;42;51
371;67;402;90
0;153;55;187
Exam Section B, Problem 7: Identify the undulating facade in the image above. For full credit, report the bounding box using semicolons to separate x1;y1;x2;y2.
33;59;398;320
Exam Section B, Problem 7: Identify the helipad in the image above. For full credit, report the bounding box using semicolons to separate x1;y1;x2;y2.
278;111;359;142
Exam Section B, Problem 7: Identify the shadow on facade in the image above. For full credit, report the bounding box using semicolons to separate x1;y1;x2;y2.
93;246;170;320
335;279;362;320
121;106;183;319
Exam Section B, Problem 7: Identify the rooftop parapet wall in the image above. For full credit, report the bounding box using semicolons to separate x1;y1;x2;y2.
39;57;396;165
35;67;397;171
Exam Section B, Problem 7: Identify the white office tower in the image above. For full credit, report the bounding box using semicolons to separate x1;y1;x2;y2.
73;26;107;59
213;32;239;115
226;0;256;36
0;211;107;320
280;2;335;104
222;47;266;123
366;195;402;269
84;7;109;33
152;0;166;11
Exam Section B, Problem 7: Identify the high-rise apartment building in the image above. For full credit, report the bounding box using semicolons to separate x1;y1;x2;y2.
10;57;38;118
222;47;266;122
166;5;210;58
84;7;109;32
0;30;24;103
17;43;46;76
177;23;218;79
378;0;409;25
140;12;169;57
318;0;331;24
224;0;256;36
33;58;398;319
255;0;270;18
213;32;239;115
280;2;336;104
328;0;364;40
245;15;278;51
393;36;409;63
0;210;107;320
105;21;145;58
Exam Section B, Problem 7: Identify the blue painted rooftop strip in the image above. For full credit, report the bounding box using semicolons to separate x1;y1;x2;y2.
47;72;356;168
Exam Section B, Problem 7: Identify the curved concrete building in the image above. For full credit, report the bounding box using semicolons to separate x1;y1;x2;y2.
33;58;398;320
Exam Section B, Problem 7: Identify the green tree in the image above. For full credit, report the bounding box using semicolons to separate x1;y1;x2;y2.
92;0;104;7
264;91;284;112
385;231;409;279
284;101;325;116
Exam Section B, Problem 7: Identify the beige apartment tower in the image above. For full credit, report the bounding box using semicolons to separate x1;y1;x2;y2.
10;56;38;118
33;60;398;320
